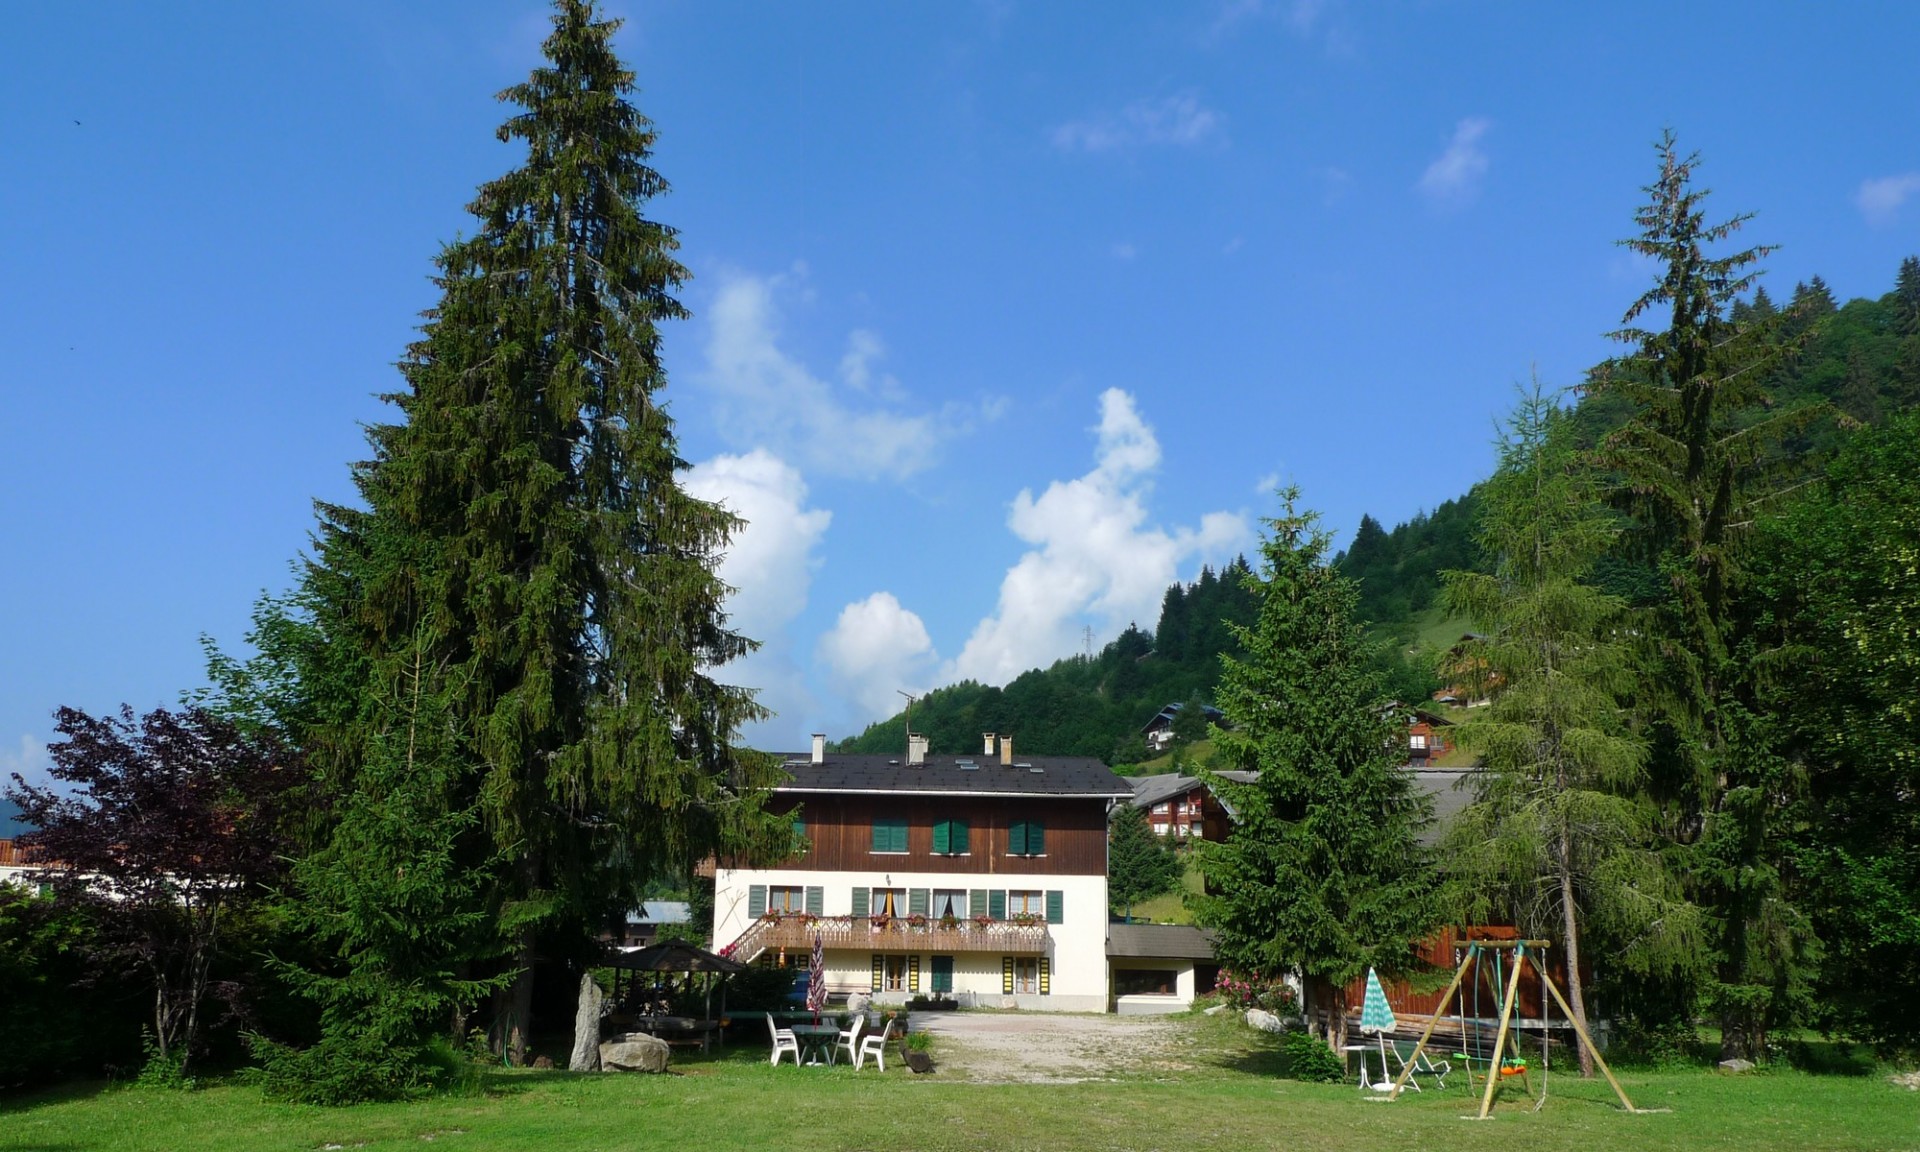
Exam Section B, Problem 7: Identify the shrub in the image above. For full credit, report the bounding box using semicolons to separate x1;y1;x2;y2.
1280;1029;1344;1083
1212;969;1299;1014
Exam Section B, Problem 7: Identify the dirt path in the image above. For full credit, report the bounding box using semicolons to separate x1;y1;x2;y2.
910;1012;1196;1083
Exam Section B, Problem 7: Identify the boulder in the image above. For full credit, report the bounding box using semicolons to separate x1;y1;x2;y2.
847;990;872;1013
1246;1009;1286;1034
1203;1004;1228;1017
599;1034;672;1074
1718;1058;1757;1074
531;1055;555;1070
569;973;606;1072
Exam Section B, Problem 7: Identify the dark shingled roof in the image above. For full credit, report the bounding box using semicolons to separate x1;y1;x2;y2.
1410;768;1480;845
1107;923;1218;960
775;753;1133;799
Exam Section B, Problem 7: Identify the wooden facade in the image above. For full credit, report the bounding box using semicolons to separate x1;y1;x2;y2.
770;794;1108;877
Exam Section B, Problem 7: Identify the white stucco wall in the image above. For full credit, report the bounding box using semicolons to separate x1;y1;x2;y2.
716;866;1110;1011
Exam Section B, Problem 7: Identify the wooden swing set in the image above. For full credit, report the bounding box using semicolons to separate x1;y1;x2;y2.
1381;939;1643;1119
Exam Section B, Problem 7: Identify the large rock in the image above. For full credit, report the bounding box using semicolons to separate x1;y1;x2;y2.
1246;1009;1286;1034
569;973;605;1072
599;1034;672;1074
847;990;872;1013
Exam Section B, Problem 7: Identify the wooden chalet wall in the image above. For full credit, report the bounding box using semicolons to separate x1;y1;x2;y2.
771;794;1108;877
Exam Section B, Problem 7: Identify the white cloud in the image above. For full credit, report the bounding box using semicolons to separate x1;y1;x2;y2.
1;733;53;791
945;389;1250;686
1857;173;1920;227
698;272;981;481
1052;94;1226;154
1418;117;1491;205
1110;241;1139;262
1254;471;1280;495
817;592;938;722
1205;0;1327;41
684;450;831;740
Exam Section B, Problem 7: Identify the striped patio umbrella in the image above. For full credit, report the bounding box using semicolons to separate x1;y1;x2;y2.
1360;968;1397;1034
807;933;828;1018
1359;967;1398;1090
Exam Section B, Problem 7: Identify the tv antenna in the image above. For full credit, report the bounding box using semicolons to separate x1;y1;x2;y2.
897;689;918;745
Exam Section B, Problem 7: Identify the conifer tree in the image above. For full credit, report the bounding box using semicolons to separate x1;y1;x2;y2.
1195;489;1437;1049
1441;381;1699;1076
290;0;786;1072
1108;804;1182;921
1593;131;1824;1061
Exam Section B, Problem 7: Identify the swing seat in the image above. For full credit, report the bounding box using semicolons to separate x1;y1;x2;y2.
1498;1061;1529;1078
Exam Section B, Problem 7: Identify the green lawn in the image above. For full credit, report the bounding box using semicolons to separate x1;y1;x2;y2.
5;1015;1913;1152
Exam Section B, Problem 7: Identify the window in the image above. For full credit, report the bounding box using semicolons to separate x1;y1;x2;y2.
932;818;970;855
1151;802;1170;815
871;817;908;853
1008;890;1044;917
768;885;804;913
932;889;968;919
1410;733;1429;751
1007;819;1046;856
1115;969;1177;996
883;955;909;991
1013;958;1040;994
871;888;905;918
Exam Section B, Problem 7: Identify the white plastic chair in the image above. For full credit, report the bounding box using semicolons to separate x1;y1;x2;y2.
855;1017;895;1071
831;1012;864;1065
766;1013;800;1066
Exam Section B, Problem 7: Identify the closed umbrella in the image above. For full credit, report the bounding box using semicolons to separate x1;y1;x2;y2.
807;933;827;1020
1360;967;1398;1089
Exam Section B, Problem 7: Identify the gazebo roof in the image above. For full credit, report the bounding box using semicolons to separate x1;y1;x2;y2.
606;940;746;974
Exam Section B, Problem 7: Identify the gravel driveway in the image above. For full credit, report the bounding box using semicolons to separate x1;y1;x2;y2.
909;1011;1194;1083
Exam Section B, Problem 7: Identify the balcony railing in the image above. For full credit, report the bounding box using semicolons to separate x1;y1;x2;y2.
731;914;1050;958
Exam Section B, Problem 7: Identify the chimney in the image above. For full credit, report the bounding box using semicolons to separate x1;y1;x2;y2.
983;732;997;757
907;733;928;766
1000;733;1013;766
810;733;826;765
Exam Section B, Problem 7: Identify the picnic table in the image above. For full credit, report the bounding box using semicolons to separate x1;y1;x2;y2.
789;1023;840;1066
624;1015;722;1055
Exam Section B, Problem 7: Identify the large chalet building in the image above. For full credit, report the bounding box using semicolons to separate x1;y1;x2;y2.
711;733;1133;1012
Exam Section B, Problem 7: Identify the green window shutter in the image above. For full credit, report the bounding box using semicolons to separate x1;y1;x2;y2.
871;817;908;853
970;889;989;918
1039;958;1050;995
908;888;929;917
872;954;883;992
1007;820;1026;856
1002;956;1016;994
932;820;949;855
851;887;870;917
931;955;954;993
748;885;767;919
908;954;921;993
1045;890;1063;925
805;886;824;916
988;889;1006;920
1028;821;1045;855
951;819;969;854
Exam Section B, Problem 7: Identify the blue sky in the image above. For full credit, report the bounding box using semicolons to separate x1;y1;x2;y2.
4;1;1918;776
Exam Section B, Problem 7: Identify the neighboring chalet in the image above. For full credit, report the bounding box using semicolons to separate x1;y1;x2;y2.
1127;770;1253;840
1140;702;1225;755
712;734;1133;1012
0;800;37;889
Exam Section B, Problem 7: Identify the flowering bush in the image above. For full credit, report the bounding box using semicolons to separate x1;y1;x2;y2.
1212;969;1298;1014
906;913;929;928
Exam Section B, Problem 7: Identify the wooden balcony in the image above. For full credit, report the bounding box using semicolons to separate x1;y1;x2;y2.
744;914;1050;956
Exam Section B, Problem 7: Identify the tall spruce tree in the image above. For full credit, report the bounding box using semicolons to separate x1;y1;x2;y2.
1194;488;1437;1049
1441;381;1699;1076
1593;131;1824;1061
292;0;786;1072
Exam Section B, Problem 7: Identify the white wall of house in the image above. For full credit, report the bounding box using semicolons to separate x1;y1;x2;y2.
1110;961;1199;1014
715;867;1110;1012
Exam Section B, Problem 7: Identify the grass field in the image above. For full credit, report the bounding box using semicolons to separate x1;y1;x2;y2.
5;1014;1913;1152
